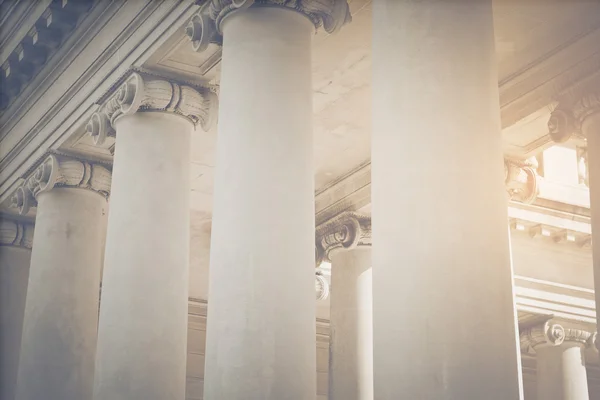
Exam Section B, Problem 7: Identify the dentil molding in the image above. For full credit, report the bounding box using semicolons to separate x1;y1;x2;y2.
85;71;218;146
520;318;595;353
315;211;371;265
10;154;111;215
186;0;352;52
0;215;34;249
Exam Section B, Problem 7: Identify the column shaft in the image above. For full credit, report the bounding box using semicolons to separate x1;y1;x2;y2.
584;114;600;333
93;113;191;400
536;344;589;400
15;188;107;400
0;229;32;400
372;1;521;398
329;247;373;400
204;7;316;399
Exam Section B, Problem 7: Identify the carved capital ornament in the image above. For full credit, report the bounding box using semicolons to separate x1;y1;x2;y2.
0;216;34;249
86;72;218;145
10;154;111;215
186;0;352;52
504;157;539;203
547;89;600;143
316;212;371;264
520;319;594;353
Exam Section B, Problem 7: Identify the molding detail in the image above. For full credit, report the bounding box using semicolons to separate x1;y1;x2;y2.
0;0;94;111
10;154;111;215
505;157;539;204
0;215;34;249
315;272;329;301
85;71;218;145
316;212;371;264
187;0;351;51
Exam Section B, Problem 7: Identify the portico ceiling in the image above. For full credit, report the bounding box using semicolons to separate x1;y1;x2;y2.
3;0;599;217
129;0;600;214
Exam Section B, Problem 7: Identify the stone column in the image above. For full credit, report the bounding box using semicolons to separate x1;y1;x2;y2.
547;89;600;349
10;155;111;400
0;215;33;400
184;2;350;399
85;72;216;400
317;212;373;400
520;320;593;400
372;1;522;398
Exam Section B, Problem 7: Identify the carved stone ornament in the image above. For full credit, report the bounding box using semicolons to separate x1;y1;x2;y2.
0;216;34;249
504;157;539;204
520;320;565;351
10;154;111;215
547;89;600;143
86;72;218;145
315;272;330;301
315;212;371;264
520;320;594;353
186;0;352;51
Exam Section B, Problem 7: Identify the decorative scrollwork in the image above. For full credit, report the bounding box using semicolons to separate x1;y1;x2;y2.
315;272;330;301
316;212;371;262
10;155;112;215
504;157;539;204
0;215;34;249
86;72;218;145
187;0;351;51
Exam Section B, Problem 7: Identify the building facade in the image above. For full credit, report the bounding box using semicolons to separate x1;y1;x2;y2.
0;0;599;399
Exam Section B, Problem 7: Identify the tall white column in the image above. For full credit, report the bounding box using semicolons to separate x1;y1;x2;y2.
317;212;373;400
547;88;600;350
521;320;593;400
0;216;33;400
184;2;350;399
372;1;522;398
10;155;111;400
85;72;216;400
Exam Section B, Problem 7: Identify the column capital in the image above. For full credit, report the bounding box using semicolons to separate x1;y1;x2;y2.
86;71;218;145
547;89;600;143
316;212;371;264
520;319;594;352
0;215;34;249
315;272;330;301
10;154;111;215
186;0;351;52
504;157;539;204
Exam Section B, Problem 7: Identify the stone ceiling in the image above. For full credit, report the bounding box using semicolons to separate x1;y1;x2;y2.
48;0;600;217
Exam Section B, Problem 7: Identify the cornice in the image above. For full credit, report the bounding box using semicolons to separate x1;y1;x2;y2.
0;213;34;249
10;154;111;215
315;211;371;264
86;71;218;145
0;0;196;204
187;0;351;52
509;218;591;248
0;0;94;111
